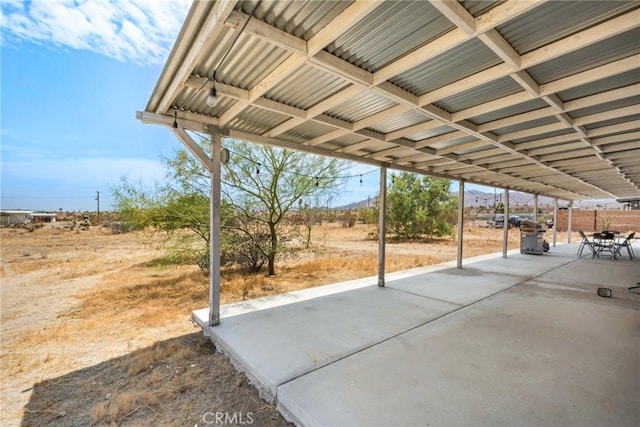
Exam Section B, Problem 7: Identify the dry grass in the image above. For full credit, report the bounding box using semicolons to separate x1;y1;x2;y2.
66;267;209;327
90;339;203;425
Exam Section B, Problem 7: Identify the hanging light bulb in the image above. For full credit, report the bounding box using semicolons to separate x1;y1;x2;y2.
207;86;218;107
172;111;178;129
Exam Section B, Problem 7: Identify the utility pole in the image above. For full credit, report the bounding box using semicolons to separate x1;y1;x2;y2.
96;191;100;225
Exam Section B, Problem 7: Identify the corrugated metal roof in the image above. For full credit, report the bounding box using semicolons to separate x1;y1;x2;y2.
491;116;560;137
584;114;640;130
435;76;523;113
142;0;640;201
266;64;350;109
497;1;637;55
460;0;505;17
326;91;396;123
511;129;578;145
558;70;640;102
569;96;640;119
408;126;455;142
228;106;289;135
468;99;549;125
528;29;640;84
326;1;452;73
256;0;351;41
392;38;501;95
369;110;428;135
282;121;337;143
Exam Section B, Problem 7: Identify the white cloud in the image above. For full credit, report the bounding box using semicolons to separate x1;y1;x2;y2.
0;0;191;66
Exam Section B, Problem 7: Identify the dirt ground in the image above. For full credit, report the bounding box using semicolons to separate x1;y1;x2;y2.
0;221;570;426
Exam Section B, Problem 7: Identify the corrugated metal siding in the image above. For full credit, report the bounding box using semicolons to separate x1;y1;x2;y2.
435;76;523;113
528;29;640;84
326;91;396;123
558;70;640;102
368;110;427;135
326;1;452;73
392;38;502;95
468;99;549;125
497;1;637;55
266;64;350;110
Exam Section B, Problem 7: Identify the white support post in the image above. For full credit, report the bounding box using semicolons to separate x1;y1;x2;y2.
533;194;538;223
553;198;558;247
457;180;465;269
567;201;573;244
503;188;509;258
209;134;222;326
378;167;387;287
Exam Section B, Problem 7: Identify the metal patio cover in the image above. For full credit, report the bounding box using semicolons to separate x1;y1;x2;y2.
141;0;640;201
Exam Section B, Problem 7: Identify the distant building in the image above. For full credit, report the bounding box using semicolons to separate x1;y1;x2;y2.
30;212;57;223
617;198;640;210
0;210;58;226
0;210;33;226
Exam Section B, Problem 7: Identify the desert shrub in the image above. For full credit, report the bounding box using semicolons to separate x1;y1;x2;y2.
358;206;378;224
339;210;357;227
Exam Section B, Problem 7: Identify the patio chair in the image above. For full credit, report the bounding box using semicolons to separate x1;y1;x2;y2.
577;230;596;257
614;232;636;260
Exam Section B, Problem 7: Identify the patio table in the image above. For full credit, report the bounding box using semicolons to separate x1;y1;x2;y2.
592;231;619;260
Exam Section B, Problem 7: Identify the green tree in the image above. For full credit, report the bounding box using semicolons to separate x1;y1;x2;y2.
387;173;456;239
223;140;349;276
112;137;348;275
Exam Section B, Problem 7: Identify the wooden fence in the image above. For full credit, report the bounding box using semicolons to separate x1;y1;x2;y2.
556;210;640;233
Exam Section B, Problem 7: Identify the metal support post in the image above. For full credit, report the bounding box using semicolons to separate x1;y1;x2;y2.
457;180;464;269
567;200;573;244
552;198;558;247
503;188;509;258
209;135;222;326
378;167;387;287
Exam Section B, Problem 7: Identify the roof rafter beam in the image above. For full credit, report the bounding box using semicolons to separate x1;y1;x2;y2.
154;0;237;114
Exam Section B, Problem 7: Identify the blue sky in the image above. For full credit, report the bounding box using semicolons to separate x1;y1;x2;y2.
1;0;192;212
0;0;526;213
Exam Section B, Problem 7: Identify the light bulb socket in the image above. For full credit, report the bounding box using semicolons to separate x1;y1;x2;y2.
207;87;218;107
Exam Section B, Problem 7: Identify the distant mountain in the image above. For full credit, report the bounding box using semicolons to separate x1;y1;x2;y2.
337;191;622;210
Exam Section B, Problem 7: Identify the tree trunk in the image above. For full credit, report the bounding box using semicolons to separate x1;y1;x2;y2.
268;222;277;276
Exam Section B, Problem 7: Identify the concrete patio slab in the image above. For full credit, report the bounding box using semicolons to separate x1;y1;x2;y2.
278;267;640;426
194;284;461;399
194;243;640;426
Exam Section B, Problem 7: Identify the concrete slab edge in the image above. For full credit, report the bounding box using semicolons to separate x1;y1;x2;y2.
211;249;526;320
191;310;278;403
